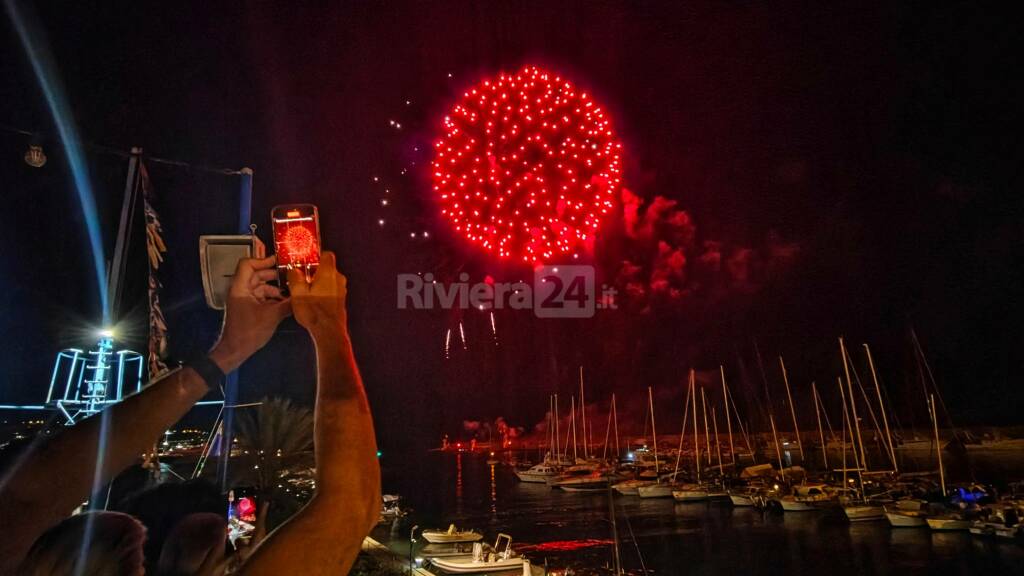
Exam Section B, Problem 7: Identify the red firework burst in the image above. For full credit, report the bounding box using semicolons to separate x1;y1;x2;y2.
432;65;623;263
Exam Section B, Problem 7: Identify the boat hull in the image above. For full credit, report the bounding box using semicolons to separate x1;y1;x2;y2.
514;470;556;483
430;557;524;573
729;494;754;507
844;505;885;522
780;498;819;512
422;532;484;544
886;512;926;527
927;518;971;531
637;484;674;498
673;490;710;502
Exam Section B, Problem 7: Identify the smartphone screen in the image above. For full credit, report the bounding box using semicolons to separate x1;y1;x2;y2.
271;204;321;281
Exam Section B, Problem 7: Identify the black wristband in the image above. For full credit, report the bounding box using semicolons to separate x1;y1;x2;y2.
187;355;225;392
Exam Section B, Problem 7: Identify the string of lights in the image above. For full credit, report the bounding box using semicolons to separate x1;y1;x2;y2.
1;122;246;176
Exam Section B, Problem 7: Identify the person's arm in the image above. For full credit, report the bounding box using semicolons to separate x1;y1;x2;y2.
239;252;381;576
0;256;289;573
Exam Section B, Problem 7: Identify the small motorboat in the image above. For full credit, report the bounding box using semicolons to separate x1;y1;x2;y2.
422;524;485;544
379;494;407;522
430;534;525;574
514;463;559;483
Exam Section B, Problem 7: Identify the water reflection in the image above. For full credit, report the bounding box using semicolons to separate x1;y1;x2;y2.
374;452;1024;575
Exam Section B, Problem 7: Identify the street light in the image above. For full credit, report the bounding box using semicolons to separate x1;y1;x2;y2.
409;524;419;575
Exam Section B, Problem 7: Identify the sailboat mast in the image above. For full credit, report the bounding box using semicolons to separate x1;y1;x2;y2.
769;412;785;480
673;380;692;478
721;366;736;469
602;398;613;462
612;394;621;464
778;356;804;461
691;371;700;484
726;382;755;464
570;396;578;462
839;376;863;499
701;388;712;466
931;393;946;497
554;394;561;464
840;337;869;472
713;407;723;474
812;382;829;469
840;379;848;499
864;343;897;473
580;367;588;460
648;386;659;475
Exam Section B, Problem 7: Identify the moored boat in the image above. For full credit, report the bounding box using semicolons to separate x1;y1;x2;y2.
612;478;655;496
514;463;559;483
422;525;485;544
886;510;927;527
843;503;886;522
926;515;971;531
429;534;524;574
672;484;710;502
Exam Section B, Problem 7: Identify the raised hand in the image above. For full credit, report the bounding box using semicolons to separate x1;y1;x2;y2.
211;255;292;373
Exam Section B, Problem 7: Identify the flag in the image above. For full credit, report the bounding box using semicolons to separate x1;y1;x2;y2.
141;163;170;377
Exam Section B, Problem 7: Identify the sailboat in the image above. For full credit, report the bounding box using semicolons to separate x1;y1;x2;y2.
836;339;886;522
673;372;709;503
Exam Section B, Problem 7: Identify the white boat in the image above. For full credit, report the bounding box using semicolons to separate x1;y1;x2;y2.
843;504;886;522
637;482;675;498
422;525;484;544
612;479;654;496
430;534;524;574
514;463;559;483
886;510;927;527
672;484;709;502
926;515;971;531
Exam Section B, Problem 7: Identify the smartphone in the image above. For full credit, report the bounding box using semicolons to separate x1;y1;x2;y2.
271;204;321;286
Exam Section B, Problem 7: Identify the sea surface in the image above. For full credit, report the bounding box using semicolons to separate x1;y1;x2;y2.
370;450;1024;575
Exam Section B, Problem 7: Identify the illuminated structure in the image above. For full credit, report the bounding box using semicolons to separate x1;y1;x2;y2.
432;65;623;263
45;333;145;424
0;331;145;424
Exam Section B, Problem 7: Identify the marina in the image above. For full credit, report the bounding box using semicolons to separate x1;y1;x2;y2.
373;447;1024;575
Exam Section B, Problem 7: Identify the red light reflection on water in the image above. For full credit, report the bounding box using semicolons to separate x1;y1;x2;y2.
517;539;614;552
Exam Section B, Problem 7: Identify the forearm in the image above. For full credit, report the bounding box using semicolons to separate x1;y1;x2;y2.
0;354;227;570
240;327;380;576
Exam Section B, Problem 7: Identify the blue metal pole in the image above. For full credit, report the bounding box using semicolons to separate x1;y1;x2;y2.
219;168;253;490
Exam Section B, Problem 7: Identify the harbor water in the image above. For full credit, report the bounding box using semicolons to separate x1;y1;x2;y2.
371;450;1024;575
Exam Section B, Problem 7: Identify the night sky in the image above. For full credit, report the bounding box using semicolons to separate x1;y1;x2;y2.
1;2;1020;454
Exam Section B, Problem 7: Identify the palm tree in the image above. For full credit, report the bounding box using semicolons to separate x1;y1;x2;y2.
232;397;315;523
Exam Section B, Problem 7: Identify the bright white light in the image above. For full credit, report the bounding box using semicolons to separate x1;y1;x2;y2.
98;328;115;339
